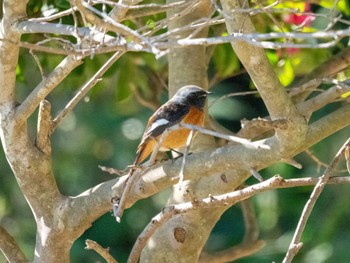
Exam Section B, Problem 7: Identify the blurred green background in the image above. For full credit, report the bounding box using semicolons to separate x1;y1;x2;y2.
1;0;350;262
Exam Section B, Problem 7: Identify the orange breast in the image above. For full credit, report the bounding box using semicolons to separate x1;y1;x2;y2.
134;106;204;165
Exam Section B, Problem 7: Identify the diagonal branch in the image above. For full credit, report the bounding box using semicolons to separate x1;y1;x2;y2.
51;50;124;131
14;55;83;124
291;46;350;103
85;239;118;263
0;225;27;263
283;138;350;263
220;0;299;120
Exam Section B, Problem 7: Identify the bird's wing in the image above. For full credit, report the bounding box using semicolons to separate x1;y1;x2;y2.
141;102;189;142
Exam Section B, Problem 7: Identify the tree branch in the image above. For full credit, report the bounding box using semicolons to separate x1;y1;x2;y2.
85;239;118;263
70;102;350;238
51;50;124;131
14;55;83;124
199;241;265;263
283;138;350;263
291;46;350;103
0;225;27;263
238;79;350;140
128;175;350;263
0;0;27;112
70;0;157;53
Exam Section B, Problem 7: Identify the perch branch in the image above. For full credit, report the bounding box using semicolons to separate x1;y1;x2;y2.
112;102;350;219
114;123;269;221
70;102;350;242
282;138;350;263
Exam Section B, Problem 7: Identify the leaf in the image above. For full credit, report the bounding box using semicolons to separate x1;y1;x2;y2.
278;59;294;86
55;0;70;9
337;0;350;15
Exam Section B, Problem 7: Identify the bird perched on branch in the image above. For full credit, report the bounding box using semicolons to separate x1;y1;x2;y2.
134;85;209;165
113;85;210;222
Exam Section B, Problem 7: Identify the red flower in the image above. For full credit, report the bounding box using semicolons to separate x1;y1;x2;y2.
284;3;315;26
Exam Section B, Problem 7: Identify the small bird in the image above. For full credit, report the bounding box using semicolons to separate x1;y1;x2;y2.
114;85;209;222
134;85;210;165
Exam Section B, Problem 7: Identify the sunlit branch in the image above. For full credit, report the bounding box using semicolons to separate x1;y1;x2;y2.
283;138;350;263
129;175;350;263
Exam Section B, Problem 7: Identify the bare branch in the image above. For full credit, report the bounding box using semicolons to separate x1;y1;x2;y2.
51;50;124;131
0;0;27;111
28;7;77;22
129;175;350;263
291;46;350;103
297;80;350;119
29;49;46;78
17;21;115;43
156;27;350;50
85;239;118;263
283;138;350;263
108;0;143;22
108;102;350;219
14;55;83;124
70;0;158;53
238;79;350;140
0;225;27;263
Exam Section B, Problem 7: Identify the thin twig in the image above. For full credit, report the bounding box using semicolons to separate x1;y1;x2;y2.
29;49;46;78
178;129;194;187
305;149;328;172
282;138;350;263
156;27;350;50
85;239;118;263
28;7;77;22
178;123;269;149
51;51;124;131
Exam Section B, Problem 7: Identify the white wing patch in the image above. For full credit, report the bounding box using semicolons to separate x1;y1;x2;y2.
149;118;169;132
